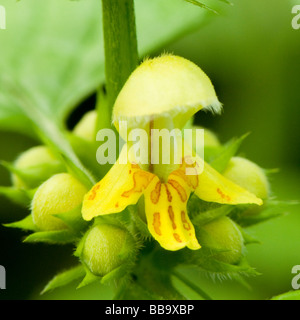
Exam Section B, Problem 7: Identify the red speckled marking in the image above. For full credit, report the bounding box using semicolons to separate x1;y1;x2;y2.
181;211;191;231
173;233;182;243
153;212;162;236
122;171;154;198
165;184;172;202
168;206;176;230
169;158;199;190
150;181;161;204
217;188;231;202
168;179;187;202
88;184;100;200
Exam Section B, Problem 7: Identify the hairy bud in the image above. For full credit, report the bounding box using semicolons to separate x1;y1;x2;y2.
12;146;64;189
73;110;97;141
79;223;136;277
31;173;88;231
223;157;270;215
198;216;244;264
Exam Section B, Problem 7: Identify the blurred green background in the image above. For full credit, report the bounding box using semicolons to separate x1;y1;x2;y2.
0;0;299;300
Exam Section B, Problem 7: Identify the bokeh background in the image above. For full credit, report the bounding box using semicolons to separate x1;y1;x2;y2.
0;0;299;299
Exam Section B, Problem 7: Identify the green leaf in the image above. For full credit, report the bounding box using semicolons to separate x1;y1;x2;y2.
0;186;32;207
0;0;216;135
53;205;89;234
1;159;65;190
0;80;97;190
191;203;234;226
76;267;100;289
128;204;152;240
115;280;163;300
67;133;104;180
209;133;250;172
136;0;214;55
196;253;260;280
0;0;104;134
238;227;261;245
173;270;213;300
41;265;85;295
183;0;233;14
101;265;128;285
188;194;235;224
233;199;298;227
23;229;78;244
183;0;219;14
271;290;300;301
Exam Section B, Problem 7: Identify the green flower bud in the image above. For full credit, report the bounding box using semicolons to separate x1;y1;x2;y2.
31;173;88;231
203;128;221;148
12;146;64;189
184;125;220;150
223;157;270;216
73;110;97;141
80;223;135;277
198;217;244;264
223;157;270;199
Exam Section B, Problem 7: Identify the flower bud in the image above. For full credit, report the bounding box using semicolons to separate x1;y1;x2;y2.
80;223;135;277
198;216;244;264
203;128;221;148
12;146;64;189
31;173;88;231
73;110;97;141
223;157;270;200
223;157;270;216
184;125;220;150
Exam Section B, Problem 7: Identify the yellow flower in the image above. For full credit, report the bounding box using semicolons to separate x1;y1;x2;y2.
82;55;263;251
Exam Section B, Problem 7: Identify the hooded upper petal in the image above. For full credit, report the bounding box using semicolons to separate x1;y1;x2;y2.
113;54;222;138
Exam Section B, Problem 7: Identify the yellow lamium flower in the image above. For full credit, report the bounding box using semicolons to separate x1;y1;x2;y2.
82;54;263;251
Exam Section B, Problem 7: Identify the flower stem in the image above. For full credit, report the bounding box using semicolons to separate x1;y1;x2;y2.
173;270;213;300
101;0;139;112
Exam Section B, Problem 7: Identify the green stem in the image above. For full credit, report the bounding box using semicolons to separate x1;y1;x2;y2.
101;0;139;112
173;270;213;300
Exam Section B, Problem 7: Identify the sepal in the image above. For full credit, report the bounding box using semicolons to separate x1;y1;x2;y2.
3;214;37;232
209;133;250;173
0;186;32;207
41;265;85;294
23;229;78;244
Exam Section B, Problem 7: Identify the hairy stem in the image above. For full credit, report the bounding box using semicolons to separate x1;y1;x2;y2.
102;0;139;112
